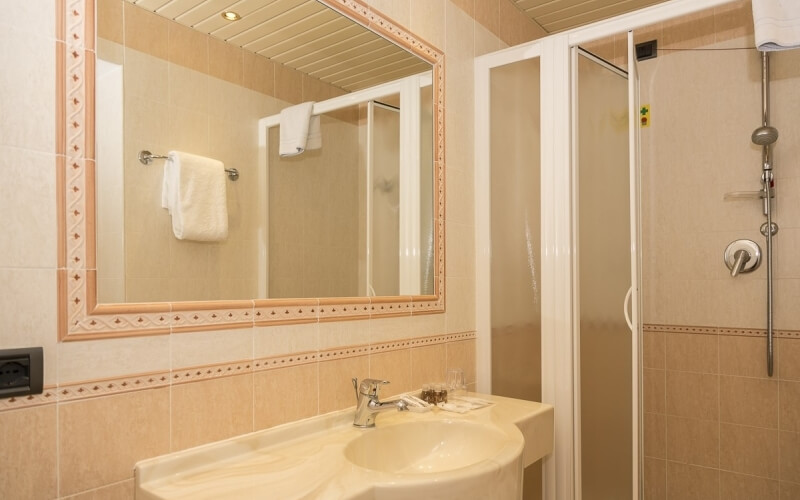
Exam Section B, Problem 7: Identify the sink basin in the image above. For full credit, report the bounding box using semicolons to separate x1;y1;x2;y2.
135;393;554;500
344;420;508;474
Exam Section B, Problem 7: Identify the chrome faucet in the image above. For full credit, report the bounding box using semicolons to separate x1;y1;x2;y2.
352;378;408;427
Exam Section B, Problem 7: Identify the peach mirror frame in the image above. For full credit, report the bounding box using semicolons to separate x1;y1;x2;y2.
56;0;445;341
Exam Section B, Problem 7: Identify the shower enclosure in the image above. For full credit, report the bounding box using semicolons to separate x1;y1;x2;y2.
477;30;642;498
477;0;799;498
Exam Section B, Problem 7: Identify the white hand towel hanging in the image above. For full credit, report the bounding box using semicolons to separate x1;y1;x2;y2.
161;151;229;242
753;0;800;51
279;101;322;157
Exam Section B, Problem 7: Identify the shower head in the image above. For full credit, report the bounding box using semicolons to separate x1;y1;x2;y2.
752;125;779;146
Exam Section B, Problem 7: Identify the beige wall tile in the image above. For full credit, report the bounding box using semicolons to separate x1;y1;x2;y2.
666;461;720;500
369;349;413;397
208;37;243;86
242;51;275;97
780;480;800;499
253;323;319;358
666;332;718;374
780;339;800;381
170;374;254;451
0;269;58;385
168;22;208;74
720;423;780;479
0;17;55;153
59;388;170;496
411;343;447;389
446;221;475;279
123;2;169;61
445;277;476;333
446;339;476;388
720;471;779;500
720;375;779;428
666;415;719;467
473;0;499;37
254;364;319;430
62;479;134;500
318;355;369;414
0;147;56;268
780;381;800;432
721;334;778;379
410;0;446;50
666;371;719;420
450;0;474;18
0;405;57;500
644;412;666;459
644;368;666;414
780;430;800;483
57;336;170;388
319;319;370;350
170;328;253;370
274;64;303;105
644;331;665;369
97;0;123;44
498;0;546;47
644;458;666;500
714;0;755;45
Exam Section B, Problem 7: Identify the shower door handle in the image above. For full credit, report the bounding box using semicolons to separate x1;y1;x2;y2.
623;286;633;332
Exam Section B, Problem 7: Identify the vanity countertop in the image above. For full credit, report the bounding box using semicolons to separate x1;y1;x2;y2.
135;393;553;500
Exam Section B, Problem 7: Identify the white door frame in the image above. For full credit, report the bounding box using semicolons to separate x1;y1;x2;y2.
473;1;736;499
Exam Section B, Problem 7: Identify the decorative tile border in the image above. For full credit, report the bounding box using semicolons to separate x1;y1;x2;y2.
56;0;446;340
644;323;800;339
0;332;475;411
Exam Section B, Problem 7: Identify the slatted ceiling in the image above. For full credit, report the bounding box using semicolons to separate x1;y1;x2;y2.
246;14;349;56
514;0;670;33
224;2;324;46
124;0;429;93
542;0;666;32
339;61;431;91
325;53;425;86
286;33;380;69
311;45;413;80
188;0;283;33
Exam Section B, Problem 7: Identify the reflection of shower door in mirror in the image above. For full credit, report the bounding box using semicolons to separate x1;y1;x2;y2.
573;45;640;500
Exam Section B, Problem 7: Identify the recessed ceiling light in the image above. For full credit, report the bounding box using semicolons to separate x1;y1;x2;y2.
221;11;241;21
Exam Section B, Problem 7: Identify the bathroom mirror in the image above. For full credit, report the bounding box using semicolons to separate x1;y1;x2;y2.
57;0;444;339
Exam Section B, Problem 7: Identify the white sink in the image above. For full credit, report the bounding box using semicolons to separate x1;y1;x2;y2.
135;393;553;500
344;420;509;474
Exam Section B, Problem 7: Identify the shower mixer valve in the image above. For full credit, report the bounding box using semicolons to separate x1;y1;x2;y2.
724;240;761;277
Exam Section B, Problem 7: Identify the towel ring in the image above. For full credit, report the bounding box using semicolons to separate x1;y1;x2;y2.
138;150;239;181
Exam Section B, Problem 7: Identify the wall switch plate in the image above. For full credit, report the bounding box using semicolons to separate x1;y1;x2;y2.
0;347;43;398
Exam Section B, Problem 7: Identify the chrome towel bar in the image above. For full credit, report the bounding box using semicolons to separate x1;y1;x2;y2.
138;150;239;181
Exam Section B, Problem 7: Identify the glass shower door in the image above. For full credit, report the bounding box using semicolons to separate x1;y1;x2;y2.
574;48;635;500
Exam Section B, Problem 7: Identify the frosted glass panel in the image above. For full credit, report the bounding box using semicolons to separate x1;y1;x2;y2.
489;57;541;500
576;52;631;500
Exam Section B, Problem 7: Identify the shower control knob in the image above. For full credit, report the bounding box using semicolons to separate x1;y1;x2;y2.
724;240;761;277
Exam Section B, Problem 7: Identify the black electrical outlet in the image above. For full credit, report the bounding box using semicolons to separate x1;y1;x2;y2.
0;347;43;398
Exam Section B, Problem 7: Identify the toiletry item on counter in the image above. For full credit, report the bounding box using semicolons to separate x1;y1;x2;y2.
401;394;433;412
437;396;494;414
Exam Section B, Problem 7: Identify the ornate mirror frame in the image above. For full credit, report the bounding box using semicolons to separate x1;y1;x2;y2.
56;0;445;341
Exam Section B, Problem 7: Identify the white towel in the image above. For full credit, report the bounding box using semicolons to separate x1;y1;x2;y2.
279;101;322;157
753;0;800;51
161;151;228;242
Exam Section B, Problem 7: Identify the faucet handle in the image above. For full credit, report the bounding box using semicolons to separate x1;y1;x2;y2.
357;378;390;397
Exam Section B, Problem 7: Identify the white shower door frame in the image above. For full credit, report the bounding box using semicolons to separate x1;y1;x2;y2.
474;1;736;499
